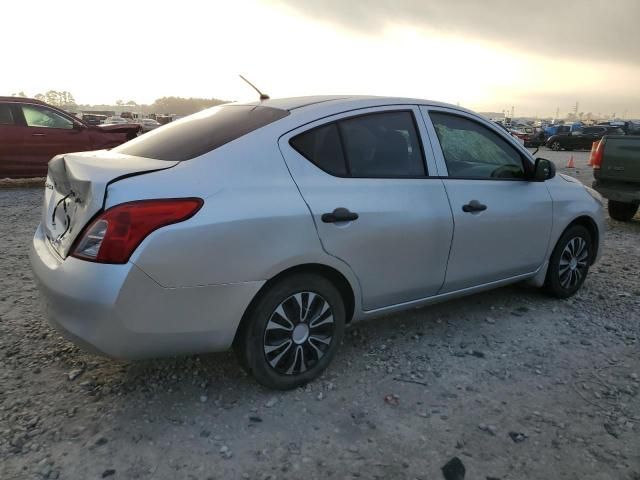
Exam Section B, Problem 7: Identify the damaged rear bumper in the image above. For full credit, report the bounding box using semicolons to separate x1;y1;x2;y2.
29;224;263;360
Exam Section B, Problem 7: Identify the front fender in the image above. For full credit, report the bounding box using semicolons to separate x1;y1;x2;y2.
545;175;605;263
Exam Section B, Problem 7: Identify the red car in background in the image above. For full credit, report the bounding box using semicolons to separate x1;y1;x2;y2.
0;97;140;178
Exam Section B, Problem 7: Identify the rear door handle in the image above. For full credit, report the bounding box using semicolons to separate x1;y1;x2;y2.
321;207;359;223
462;200;487;213
32;133;46;137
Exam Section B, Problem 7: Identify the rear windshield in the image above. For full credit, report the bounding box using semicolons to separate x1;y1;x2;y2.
113;105;289;161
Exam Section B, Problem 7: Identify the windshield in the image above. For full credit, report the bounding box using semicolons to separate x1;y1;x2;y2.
113;104;290;161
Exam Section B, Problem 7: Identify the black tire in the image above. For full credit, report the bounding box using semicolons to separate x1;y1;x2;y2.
608;200;638;222
234;273;345;390
550;141;561;151
544;225;592;298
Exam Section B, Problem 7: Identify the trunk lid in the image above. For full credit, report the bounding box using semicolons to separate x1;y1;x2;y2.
599;136;640;182
43;150;178;258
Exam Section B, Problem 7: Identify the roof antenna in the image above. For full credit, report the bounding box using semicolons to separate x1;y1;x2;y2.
239;75;270;101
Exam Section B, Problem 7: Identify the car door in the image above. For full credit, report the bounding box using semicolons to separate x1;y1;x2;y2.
422;107;553;293
565;130;580;149
18;103;91;176
575;128;595;149
279;106;454;311
577;128;591;149
581;128;599;149
558;126;573;148
0;102;28;178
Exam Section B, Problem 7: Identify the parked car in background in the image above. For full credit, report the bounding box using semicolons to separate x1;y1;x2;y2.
155;115;173;125
103;116;130;125
595;121;640;136
625;121;640;135
79;113;107;126
548;125;571;136
591;135;640;221
544;123;582;138
0;97;140;178
509;129;528;144
494;122;525;145
546;125;626;151
30;96;604;389
138;118;161;133
510;128;543;147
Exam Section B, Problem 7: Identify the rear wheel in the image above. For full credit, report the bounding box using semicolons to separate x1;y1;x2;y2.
544;225;592;298
608;200;638;222
234;273;345;390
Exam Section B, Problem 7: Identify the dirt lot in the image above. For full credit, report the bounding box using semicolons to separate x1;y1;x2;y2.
1;149;639;480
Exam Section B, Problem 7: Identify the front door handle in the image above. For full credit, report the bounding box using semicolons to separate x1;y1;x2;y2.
32;133;46;137
321;207;359;223
462;200;487;213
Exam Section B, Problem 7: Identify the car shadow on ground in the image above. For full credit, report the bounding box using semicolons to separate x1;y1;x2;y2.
103;282;551;401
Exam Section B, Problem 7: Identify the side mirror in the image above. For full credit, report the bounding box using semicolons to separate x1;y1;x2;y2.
533;158;556;181
72;122;86;131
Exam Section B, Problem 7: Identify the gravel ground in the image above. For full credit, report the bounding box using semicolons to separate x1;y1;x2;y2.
1;149;639;480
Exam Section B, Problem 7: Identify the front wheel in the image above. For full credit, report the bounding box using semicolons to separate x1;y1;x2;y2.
608;200;638;222
234;273;345;390
544;225;592;298
550;141;561;151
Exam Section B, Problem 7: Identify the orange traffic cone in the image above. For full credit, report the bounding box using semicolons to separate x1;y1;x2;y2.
588;141;599;166
566;155;575;168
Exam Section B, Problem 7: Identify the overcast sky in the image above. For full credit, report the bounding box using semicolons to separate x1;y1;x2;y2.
3;0;639;117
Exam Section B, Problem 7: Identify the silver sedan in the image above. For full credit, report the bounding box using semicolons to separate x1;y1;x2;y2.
30;96;605;389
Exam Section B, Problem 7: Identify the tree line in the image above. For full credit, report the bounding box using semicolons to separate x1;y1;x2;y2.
9;91;228;116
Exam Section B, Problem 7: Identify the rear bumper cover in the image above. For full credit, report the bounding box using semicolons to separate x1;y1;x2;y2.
593;180;640;204
29;225;263;360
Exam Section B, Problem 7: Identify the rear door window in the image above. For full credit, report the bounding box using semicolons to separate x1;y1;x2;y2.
114;105;289;161
289;110;426;178
339;111;425;177
0;103;15;125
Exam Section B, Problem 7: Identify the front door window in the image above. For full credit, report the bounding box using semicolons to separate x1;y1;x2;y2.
21;105;74;129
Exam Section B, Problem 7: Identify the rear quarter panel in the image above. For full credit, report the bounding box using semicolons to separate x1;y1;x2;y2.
106;127;361;299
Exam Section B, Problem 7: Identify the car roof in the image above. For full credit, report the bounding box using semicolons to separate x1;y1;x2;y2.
236;95;466;114
0;96;47;105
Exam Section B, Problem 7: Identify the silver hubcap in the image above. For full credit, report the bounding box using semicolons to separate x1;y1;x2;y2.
292;324;310;344
263;292;335;375
559;237;589;289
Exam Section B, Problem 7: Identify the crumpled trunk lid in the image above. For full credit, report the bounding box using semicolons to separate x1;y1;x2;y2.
43;150;178;258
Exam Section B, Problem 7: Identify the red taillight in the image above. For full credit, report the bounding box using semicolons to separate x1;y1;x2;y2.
591;139;605;169
71;198;203;264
